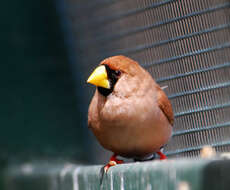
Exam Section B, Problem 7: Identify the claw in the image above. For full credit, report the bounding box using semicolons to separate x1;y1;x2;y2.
104;154;124;172
157;151;167;160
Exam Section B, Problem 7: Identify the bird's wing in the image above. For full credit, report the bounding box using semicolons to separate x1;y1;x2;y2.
157;88;174;126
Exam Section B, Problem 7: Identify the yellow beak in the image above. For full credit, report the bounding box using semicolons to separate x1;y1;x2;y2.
87;65;110;89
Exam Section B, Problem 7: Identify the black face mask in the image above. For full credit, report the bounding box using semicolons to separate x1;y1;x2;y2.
97;65;121;97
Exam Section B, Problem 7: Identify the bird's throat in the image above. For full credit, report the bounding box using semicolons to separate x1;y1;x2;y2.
97;87;113;97
97;65;119;97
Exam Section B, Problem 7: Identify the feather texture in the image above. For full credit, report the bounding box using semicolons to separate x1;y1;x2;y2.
88;55;173;158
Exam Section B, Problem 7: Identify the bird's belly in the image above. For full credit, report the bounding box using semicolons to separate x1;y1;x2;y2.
91;115;172;158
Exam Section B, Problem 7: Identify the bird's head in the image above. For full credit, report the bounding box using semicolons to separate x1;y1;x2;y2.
87;55;144;96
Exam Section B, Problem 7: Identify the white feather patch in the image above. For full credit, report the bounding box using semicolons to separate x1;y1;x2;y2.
161;85;168;90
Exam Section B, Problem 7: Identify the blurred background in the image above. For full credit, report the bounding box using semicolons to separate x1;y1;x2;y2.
0;0;95;165
1;0;230;167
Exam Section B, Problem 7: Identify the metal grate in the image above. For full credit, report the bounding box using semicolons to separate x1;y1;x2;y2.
61;0;230;158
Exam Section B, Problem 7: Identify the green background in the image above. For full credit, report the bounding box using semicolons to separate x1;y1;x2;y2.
0;0;92;164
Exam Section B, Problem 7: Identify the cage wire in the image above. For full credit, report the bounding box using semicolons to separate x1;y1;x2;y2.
61;0;230;158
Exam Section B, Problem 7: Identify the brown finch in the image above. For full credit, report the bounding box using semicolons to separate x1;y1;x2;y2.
87;55;174;172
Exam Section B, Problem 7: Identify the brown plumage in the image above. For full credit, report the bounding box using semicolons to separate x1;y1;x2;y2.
87;55;173;162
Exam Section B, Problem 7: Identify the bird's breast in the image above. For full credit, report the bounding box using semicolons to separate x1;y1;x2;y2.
90;94;172;158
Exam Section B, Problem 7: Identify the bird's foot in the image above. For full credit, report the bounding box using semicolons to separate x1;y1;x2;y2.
157;151;167;160
104;154;124;172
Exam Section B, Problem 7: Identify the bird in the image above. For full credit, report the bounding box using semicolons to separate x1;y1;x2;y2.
87;55;174;172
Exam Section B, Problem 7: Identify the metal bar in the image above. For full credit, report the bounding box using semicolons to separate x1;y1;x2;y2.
144;42;230;68
166;140;230;156
75;0;177;27
169;81;230;99
156;62;230;83
107;23;230;57
173;122;230;136
88;2;230;44
174;102;230;118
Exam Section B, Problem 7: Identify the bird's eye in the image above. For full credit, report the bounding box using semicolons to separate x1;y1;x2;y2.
115;70;121;76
